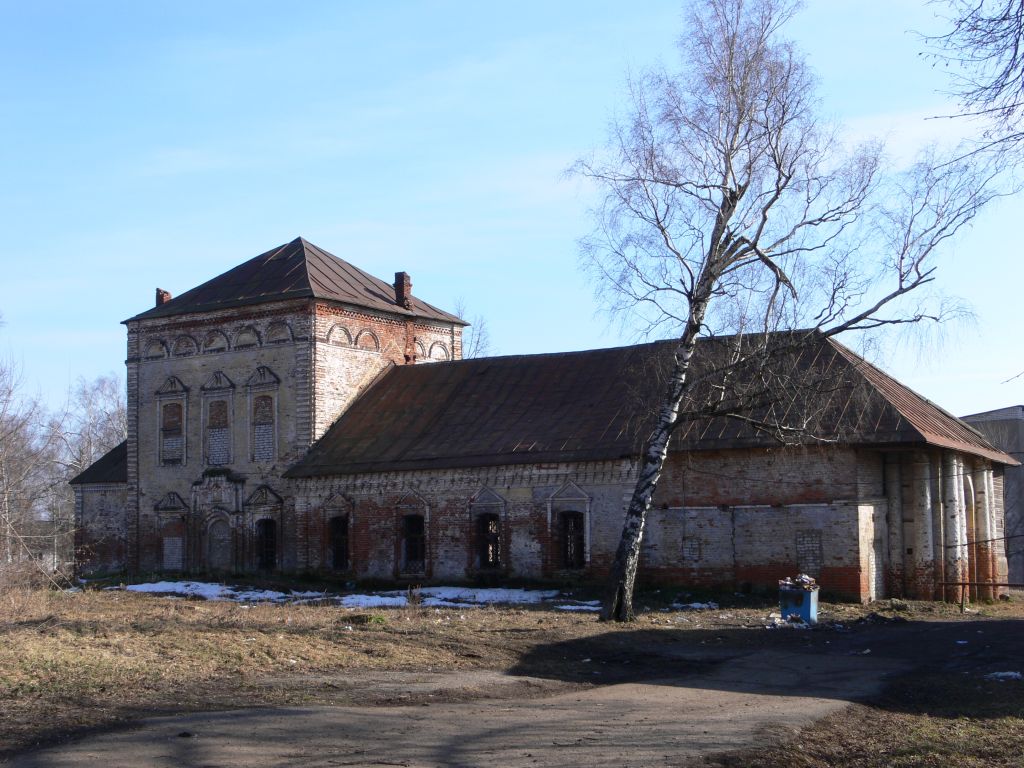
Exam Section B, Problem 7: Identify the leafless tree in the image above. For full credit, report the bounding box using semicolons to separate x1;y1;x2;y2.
929;0;1024;151
0;358;59;569
454;299;493;359
52;375;127;479
577;0;1001;621
0;340;126;579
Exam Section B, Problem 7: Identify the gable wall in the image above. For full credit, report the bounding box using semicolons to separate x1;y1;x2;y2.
311;303;461;440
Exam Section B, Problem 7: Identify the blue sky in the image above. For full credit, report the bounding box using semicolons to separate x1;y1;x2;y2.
0;1;1020;416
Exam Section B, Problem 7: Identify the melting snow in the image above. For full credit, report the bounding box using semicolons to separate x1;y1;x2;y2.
985;671;1022;681
673;601;720;611
116;581;577;609
555;602;602;612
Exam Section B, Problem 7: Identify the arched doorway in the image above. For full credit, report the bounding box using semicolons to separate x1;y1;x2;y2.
329;516;349;571
256;519;277;572
206;517;232;571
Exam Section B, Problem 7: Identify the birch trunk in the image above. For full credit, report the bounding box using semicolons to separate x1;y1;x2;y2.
601;289;713;621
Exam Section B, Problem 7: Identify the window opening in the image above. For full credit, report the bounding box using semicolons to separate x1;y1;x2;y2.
402;514;425;573
206;399;229;465
478;513;501;569
252;395;274;462
161;402;184;465
559;511;585;569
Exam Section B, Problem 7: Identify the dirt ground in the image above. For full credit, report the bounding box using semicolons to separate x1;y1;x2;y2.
3;588;1024;767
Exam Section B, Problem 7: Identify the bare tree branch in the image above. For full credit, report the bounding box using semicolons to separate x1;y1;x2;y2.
575;0;999;621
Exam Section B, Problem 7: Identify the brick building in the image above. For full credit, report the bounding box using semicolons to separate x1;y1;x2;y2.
71;238;1017;601
960;406;1024;583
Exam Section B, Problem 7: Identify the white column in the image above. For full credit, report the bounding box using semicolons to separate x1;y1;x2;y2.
943;452;967;601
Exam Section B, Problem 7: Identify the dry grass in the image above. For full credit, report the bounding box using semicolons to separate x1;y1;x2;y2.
2;586;1023;764
0;586;628;755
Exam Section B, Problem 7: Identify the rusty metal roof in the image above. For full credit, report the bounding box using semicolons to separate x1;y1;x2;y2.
285;333;1015;478
69;441;127;485
127;237;465;325
829;342;1018;465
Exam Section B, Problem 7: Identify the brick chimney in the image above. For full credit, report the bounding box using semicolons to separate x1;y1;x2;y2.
394;272;412;309
155;288;172;307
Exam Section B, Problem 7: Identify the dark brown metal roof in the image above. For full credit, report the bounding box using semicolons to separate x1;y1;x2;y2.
126;237;465;325
829;343;1019;465
286;332;1015;478
69;441;128;485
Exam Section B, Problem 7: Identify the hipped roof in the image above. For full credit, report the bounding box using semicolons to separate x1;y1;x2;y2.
286;332;1016;478
127;237;465;325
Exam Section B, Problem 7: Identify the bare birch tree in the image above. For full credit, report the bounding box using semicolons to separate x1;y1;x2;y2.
577;0;1001;621
930;0;1024;152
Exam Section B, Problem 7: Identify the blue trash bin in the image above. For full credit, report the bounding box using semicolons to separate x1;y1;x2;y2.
779;585;819;624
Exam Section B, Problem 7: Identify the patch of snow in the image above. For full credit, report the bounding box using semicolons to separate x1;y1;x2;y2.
414;587;560;604
555;604;601;612
985;671;1022;681
125;581;233;600
118;581;578;610
420;598;477;608
339;594;408;609
233;588;292;602
673;601;719;611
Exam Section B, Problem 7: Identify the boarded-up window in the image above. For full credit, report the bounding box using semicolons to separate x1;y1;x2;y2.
253;395;274;462
162;536;183;570
402;514;425;573
161;402;184;465
206;399;230;465
478;513;501;569
559;511;585;569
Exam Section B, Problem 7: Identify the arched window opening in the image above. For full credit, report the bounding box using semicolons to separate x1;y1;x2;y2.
256;519;276;571
428;342;450;362
329;516;349;571
355;330;380;352
559;511;585;570
252;395;275;462
402;514;425;574
161;402;184;465
206;399;230;465
477;513;501;569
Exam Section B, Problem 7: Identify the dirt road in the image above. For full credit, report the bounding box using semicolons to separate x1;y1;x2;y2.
9;613;1021;768
7;648;904;767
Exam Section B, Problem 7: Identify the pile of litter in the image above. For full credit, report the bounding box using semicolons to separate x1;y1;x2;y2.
114;581;595;610
763;612;812;630
778;573;818;591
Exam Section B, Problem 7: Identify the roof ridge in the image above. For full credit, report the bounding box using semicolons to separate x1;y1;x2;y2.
125;237;465;325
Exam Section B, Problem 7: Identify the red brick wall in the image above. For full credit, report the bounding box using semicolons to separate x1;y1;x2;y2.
657;446;864;507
